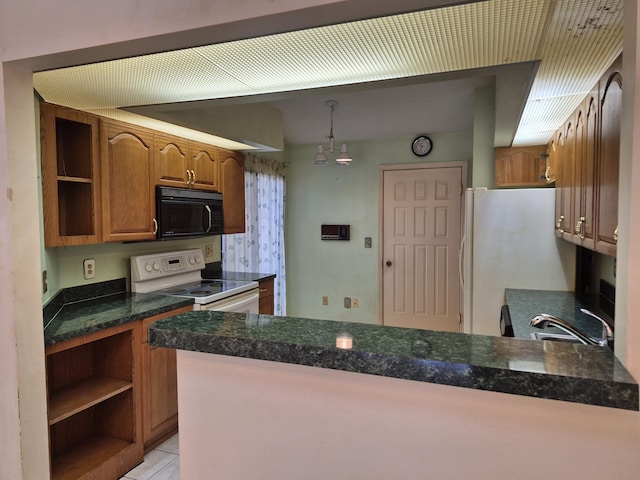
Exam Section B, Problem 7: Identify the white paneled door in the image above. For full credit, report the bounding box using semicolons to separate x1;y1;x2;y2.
381;164;464;332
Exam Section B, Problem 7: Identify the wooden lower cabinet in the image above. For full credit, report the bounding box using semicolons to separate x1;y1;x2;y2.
258;278;275;315
45;306;192;479
45;323;143;480
141;306;191;450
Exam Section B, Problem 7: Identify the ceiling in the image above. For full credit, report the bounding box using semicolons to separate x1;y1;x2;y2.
33;0;623;151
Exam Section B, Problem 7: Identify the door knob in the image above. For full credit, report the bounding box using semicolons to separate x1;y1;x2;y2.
386;261;392;267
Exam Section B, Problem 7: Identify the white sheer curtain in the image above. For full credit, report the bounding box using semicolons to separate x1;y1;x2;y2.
222;154;287;315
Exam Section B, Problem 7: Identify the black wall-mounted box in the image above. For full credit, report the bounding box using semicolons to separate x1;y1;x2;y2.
321;224;350;240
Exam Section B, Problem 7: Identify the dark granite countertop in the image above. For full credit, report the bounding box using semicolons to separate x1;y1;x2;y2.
43;278;193;345
505;289;614;340
149;310;638;411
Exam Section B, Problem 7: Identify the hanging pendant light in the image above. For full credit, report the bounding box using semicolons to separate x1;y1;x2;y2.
313;100;353;165
313;145;329;165
335;144;352;165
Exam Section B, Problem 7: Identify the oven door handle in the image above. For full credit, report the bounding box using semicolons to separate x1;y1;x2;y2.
203;205;213;233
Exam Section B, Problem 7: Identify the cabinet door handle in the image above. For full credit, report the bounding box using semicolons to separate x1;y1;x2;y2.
260;288;268;293
190;169;196;186
575;216;585;240
556;215;565;233
152;218;158;235
614;226;619;243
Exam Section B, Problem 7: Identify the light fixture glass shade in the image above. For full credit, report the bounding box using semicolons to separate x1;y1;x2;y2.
335;144;352;165
313;145;329;164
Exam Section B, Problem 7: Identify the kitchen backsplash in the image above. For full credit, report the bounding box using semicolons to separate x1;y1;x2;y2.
42;236;221;305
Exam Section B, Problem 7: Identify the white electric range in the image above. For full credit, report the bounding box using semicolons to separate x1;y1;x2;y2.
130;249;259;313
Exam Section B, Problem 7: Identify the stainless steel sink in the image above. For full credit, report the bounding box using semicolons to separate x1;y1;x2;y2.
529;332;583;343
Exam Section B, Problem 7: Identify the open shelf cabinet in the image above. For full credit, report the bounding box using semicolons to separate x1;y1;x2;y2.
45;324;143;480
40;102;101;246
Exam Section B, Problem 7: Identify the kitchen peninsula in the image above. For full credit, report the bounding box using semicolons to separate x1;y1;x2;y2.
150;310;639;479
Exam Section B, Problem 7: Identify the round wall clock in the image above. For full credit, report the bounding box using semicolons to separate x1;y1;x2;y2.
411;135;433;157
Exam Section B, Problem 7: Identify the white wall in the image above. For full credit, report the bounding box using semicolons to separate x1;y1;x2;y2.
468;188;576;336
285;133;473;323
472;84;497;187
0;54;24;480
178;351;640;480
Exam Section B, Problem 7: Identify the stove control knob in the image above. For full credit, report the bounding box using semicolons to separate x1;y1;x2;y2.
195;256;202;264
189;257;196;265
145;263;153;273
153;262;161;271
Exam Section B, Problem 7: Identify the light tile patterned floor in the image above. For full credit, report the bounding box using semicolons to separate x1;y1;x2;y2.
120;434;180;480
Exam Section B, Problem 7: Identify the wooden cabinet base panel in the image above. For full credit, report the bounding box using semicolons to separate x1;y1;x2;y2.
144;424;178;453
50;435;140;480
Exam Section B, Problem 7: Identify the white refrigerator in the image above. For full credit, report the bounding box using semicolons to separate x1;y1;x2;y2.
461;188;576;336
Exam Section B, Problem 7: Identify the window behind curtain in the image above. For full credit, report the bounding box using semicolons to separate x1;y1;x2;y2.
221;154;287;315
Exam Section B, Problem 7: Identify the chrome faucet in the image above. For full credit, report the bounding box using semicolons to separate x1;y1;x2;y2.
579;308;614;348
529;313;607;347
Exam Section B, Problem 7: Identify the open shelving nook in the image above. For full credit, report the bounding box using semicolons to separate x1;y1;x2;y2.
40;102;102;246
45;324;143;480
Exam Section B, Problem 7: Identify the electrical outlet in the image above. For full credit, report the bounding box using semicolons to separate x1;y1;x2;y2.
83;259;96;280
344;297;351;309
352;298;359;308
322;296;328;306
205;243;215;258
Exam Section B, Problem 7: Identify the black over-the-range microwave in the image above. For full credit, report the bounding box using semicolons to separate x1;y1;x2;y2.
156;186;223;239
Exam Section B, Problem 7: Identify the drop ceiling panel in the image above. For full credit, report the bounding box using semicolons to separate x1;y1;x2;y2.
513;0;622;144
33;0;624;148
34;49;250;109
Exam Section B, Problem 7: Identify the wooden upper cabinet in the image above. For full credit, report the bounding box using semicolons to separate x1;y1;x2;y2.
100;119;157;242
551;54;621;257
554;129;570;237
219;149;246;234
40;103;247;246
572;91;598;250
559;118;576;242
188;141;219;191
596;61;622;256
40;102;102;246
494;145;548;187
550;134;563;236
155;134;190;189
